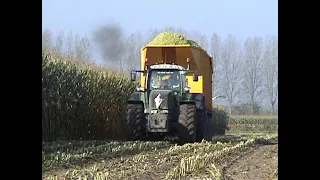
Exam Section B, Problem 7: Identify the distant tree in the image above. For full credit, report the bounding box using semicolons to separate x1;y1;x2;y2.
145;28;160;44
124;31;145;71
80;36;93;61
74;35;92;61
74;34;81;59
55;30;65;55
210;33;222;99
187;30;209;50
220;35;243;115
243;36;264;114
42;28;53;53
67;31;75;59
263;35;278;115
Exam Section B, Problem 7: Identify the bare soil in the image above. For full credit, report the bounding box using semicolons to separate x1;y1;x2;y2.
221;138;278;180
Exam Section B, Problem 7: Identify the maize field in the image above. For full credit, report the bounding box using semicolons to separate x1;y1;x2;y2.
42;53;136;142
227;115;278;132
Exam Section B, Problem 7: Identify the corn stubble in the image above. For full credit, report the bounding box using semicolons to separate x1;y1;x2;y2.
165;134;277;179
42;141;170;168
43;133;277;180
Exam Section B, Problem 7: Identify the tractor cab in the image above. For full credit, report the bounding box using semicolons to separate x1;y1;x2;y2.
147;64;188;94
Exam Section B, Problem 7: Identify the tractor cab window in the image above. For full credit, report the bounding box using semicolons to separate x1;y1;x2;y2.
149;70;181;91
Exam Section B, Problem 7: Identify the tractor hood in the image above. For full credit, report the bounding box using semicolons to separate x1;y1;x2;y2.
148;90;173;110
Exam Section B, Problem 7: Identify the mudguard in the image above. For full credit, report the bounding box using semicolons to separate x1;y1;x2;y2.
191;93;206;110
128;92;141;101
128;92;146;105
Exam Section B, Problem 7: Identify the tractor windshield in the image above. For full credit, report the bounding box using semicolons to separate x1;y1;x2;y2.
148;69;182;91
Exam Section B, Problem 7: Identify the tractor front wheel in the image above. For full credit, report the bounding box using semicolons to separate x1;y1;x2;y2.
175;103;196;144
124;103;146;141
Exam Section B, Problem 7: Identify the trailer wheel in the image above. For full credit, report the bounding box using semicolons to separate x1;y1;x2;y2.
124;103;146;141
176;103;196;143
196;109;207;142
206;113;213;141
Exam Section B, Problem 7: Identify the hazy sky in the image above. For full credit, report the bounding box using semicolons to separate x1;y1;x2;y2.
42;0;278;41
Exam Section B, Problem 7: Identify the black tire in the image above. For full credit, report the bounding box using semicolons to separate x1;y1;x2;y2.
176;103;196;143
124;103;146;141
193;94;207;142
196;109;207;142
206;114;213;141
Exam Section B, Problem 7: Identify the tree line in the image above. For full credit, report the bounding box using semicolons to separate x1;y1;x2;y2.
42;24;278;115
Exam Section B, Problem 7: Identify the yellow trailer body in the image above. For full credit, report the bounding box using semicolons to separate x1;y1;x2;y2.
140;45;213;112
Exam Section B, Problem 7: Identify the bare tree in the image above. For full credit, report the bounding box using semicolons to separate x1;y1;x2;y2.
263;35;278;115
42;28;53;53
74;34;93;61
210;33;222;98
124;31;144;71
145;28;160;44
80;36;93;61
74;34;82;60
55;30;65;55
187;30;208;50
243;36;264;114
67;31;75;59
220;35;243;115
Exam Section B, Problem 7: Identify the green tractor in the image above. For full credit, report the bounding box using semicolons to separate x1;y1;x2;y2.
124;63;213;143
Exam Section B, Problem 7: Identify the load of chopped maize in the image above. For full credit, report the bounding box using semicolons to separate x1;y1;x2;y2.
147;32;201;48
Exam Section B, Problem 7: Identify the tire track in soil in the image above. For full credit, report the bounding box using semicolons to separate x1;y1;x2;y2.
222;138;278;180
127;136;250;179
106;142;235;179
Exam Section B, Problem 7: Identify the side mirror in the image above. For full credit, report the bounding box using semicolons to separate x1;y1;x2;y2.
130;71;137;81
193;73;198;82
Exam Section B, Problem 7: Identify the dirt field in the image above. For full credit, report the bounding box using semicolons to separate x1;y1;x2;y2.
42;132;278;180
221;138;278;180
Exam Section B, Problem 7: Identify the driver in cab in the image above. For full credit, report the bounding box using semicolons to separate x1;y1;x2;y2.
167;72;180;88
